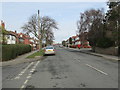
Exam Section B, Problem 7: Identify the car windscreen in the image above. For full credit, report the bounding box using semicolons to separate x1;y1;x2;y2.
46;47;54;49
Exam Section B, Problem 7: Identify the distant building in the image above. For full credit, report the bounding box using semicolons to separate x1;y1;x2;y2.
63;32;91;49
71;36;76;48
75;35;81;48
79;32;91;48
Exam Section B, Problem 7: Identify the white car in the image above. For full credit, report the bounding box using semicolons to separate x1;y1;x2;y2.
44;46;55;55
59;45;63;48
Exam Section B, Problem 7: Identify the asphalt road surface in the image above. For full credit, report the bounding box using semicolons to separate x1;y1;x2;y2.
2;46;118;88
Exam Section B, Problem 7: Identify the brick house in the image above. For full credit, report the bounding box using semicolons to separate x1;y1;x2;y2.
79;32;91;48
17;33;39;50
17;33;31;44
75;35;81;49
64;32;91;49
71;36;76;48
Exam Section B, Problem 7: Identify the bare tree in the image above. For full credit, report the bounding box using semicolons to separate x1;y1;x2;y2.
22;14;58;49
77;9;105;49
40;16;58;46
22;14;39;39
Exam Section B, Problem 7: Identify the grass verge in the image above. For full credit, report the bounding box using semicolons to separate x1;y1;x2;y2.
27;50;44;58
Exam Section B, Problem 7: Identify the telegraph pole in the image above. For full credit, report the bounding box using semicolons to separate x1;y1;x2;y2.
38;10;41;51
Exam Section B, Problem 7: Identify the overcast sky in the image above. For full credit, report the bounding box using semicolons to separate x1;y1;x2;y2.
1;2;107;43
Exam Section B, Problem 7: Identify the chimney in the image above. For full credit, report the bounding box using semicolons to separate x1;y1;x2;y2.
1;20;5;29
15;30;17;33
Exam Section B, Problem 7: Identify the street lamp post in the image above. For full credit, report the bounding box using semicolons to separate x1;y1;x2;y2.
38;10;41;51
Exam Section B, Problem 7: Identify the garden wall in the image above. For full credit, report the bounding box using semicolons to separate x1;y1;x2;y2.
94;47;118;56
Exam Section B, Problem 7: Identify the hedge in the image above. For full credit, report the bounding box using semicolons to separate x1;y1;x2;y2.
118;46;120;56
96;37;114;48
2;44;31;61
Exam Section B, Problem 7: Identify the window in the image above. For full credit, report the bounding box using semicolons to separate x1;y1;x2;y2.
11;36;13;40
19;38;24;42
7;35;10;39
11;36;15;40
46;46;54;49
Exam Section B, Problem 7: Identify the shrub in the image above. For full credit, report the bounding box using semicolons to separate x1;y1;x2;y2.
96;37;114;48
2;44;31;61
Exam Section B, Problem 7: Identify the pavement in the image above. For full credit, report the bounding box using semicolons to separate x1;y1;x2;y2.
0;50;42;67
2;46;118;88
65;47;119;61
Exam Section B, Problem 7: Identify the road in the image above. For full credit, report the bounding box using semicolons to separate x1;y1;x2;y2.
2;46;118;88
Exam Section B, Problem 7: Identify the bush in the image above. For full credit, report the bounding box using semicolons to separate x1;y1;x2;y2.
2;44;31;61
96;37;114;48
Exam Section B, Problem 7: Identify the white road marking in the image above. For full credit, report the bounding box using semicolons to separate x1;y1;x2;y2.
27;76;31;79
86;64;108;75
22;62;34;73
20;61;41;89
33;61;40;69
24;80;28;84
14;76;20;79
21;72;24;74
14;62;34;79
30;70;34;73
20;85;25;89
32;69;35;71
19;73;23;76
35;61;40;66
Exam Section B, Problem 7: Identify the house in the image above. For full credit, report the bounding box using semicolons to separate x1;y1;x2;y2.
5;31;18;44
63;32;91;49
70;35;82;48
34;39;39;50
66;39;69;47
1;21;18;44
18;33;31;45
1;20;39;50
74;35;81;49
79;32;91;48
29;37;39;50
71;36;77;48
18;33;26;44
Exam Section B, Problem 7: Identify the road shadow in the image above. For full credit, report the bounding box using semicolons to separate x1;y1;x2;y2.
44;54;56;56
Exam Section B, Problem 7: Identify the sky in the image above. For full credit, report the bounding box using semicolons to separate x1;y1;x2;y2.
1;2;108;43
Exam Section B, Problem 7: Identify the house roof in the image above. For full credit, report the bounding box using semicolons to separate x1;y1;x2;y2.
18;33;31;39
72;35;77;39
6;31;18;37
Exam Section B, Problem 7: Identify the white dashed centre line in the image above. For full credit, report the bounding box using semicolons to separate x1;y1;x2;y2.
85;64;108;75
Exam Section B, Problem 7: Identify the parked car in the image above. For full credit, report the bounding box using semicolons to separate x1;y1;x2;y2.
59;45;63;48
44;46;55;55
